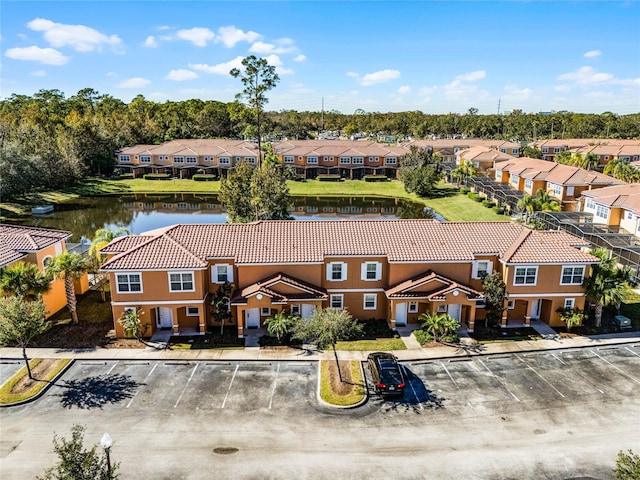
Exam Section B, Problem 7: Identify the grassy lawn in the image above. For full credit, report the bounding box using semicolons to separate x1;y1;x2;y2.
621;288;640;323
2;178;507;222
319;359;366;407
335;338;406;350
0;358;71;405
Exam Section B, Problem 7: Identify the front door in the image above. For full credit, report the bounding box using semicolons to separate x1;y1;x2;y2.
301;304;315;320
448;304;462;321
395;303;407;326
245;308;260;328
158;307;173;329
530;299;541;320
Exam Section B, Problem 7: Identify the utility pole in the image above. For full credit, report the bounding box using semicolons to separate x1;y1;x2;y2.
497;99;501;115
321;97;324;133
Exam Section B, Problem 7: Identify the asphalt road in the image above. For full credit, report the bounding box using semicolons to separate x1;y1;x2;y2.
1;344;640;479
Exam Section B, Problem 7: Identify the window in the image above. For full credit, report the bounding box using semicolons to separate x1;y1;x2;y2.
595;204;609;220
511;175;519;185
339;157;351;164
585;198;595;210
174;156;184;163
219;157;230;165
561;266;585;285
327;262;347;281
290;304;301;316
524;179;533;190
500;148;507;153
42;255;53;268
496;170;503;180
307;156;318;164
369;156;379;163
626;211;633;220
512;148;518;154
436;305;448;313
283;156;294;163
116;273;142;293
245;157;256;164
323;156;334;163
473;260;491;279
363;294;377;310
352;157;364;165
330;294;344;310
550;183;562;196
408;302;418;313
385;157;397;165
542;147;549;153
361;262;382;281
554;147;561;153
119;154;130;162
514;266;538;285
507;300;515;309
213;264;233;283
186;307;199;317
140;155;151;163
564;298;575;310
169;272;194;292
261;307;271;316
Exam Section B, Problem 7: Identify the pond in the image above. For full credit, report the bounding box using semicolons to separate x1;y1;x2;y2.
16;194;442;242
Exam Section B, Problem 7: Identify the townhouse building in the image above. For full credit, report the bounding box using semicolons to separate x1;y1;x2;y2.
454;146;518;174
493;157;623;211
532;139;640;162
579;183;640;239
0;225;89;317
406;139;521;163
100;220;598;338
570;143;640;168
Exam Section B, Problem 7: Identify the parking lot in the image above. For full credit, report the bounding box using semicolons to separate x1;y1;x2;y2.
2;343;640;479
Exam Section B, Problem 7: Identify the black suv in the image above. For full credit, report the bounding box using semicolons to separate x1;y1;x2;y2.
367;352;405;397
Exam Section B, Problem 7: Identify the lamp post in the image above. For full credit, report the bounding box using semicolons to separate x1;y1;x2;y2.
100;432;112;479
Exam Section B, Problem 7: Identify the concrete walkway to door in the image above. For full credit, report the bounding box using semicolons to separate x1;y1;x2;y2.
396;325;423;349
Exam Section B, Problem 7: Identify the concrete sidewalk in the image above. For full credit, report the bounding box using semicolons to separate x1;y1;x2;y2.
1;331;638;363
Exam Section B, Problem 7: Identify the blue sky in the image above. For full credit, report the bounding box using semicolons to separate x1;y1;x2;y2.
2;1;639;114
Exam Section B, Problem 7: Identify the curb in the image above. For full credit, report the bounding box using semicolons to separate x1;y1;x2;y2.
316;360;368;410
0;358;75;408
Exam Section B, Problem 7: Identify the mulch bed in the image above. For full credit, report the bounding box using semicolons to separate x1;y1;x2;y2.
327;360;355;396
10;359;58;395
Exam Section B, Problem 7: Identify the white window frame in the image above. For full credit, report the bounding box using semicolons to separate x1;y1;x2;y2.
245;156;256;164
385;157;397;165
550;183;562;196
42;255;53;269
339;156;351;164
500;148;507;153
261;307;271;316
542;147;549;153
369;156;379;163
560;266;585;285
140;155;151;163
283;156;294;163
168;272;195;292
307;156;318;164
472;260;492;279
327;262;347;281
495;170;503;180
219;157;230;165
352;156;364;165
361;261;382;281
330;294;344;310
564;298;575;310
116;273;143;294
212;264;233;284
408;302;419;313
186;306;199;317
524;179;533;190
436;305;448;313
513;266;538;286
512;148;518;154
626;211;633;220
290;304;301;316
507;300;515;309
511;174;519;185
595;204;609;220
119;154;130;162
174;156;184;163
186;156;197;164
554;147;561;153
363;294;377;310
585;198;595;210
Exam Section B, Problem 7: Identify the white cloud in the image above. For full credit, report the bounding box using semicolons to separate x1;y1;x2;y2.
157;25;172;31
216;25;261;47
584;50;601;58
442;70;487;99
360;69;401;86
265;54;293;75
419;86;438;96
27;18;122;52
249;38;297;55
117;77;151;88
346;72;359;78
5;46;69;65
30;70;47;76
144;36;157;48
190;56;245;75
106;71;118;77
558;66;613;85
166;69;198;81
454;70;486;82
176;27;215;47
502;84;533;102
293;54;306;62
398;85;411;94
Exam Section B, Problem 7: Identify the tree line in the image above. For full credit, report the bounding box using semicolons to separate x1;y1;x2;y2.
1;88;639;198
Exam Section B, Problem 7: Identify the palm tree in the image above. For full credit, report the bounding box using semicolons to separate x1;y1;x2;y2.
451;160;477;187
46;252;91;325
534;188;561;212
264;311;298;343
89;227;129;302
0;262;51;301
419;312;459;342
584;248;635;328
516;194;536;222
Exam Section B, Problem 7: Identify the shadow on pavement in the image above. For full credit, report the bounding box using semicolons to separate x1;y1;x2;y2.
373;366;445;414
55;374;142;409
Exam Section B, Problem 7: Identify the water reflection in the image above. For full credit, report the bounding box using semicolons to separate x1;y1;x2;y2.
18;194;441;242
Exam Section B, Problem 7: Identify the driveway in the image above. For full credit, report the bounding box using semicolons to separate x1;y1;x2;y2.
1;344;640;479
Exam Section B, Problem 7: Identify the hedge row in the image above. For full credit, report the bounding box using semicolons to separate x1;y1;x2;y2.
192;174;218;181
318;175;343;182
143;173;172;180
363;175;388;182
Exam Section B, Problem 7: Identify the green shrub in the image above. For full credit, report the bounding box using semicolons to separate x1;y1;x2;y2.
413;329;434;345
118;173;134;180
482;200;496;208
318;175;342;182
492;206;505;214
460;187;470;194
363;175;388;182
474;195;484;202
192;174;218;181
143;173;171;180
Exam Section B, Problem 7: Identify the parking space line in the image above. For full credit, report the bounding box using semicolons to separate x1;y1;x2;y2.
126;363;157;408
591;350;640;385
405;372;423;410
624;347;640;357
268;362;280;409
221;364;239;409
516;355;565;398
551;353;567;366
106;362;117;375
174;363;199;409
441;361;472;407
478;359;520;402
551;353;604;394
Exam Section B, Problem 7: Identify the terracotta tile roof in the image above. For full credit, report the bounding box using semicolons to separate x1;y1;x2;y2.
502;230;599;264
581;183;640;214
100;220;598;271
0;224;71;267
497;157;622;186
386;270;483;300
457;146;518;163
231;272;328;305
99;235;156;254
